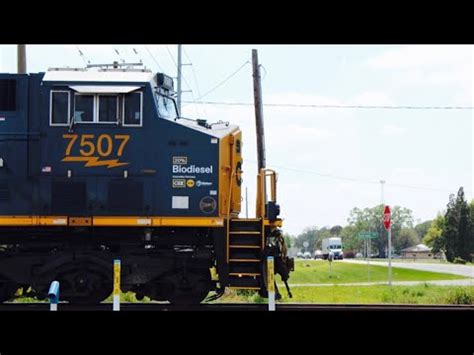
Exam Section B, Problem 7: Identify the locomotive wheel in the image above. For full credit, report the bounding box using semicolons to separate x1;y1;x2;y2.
56;263;112;304
166;269;212;306
0;281;18;303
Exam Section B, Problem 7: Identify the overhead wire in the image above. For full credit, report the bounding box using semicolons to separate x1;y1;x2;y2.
182;101;474;110
183;47;207;118
245;160;471;194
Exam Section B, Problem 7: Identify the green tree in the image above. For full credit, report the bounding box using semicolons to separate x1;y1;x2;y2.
283;233;293;249
340;225;363;253
330;225;343;236
294;226;318;252
423;214;446;253
347;204;414;258
444;187;472;262
470;200;474;261
294;226;333;253
394;228;419;253
414;220;432;242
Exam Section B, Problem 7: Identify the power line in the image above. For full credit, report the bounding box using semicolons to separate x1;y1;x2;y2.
182;101;473;110
143;46;164;72
245;160;471;194
183;47;207;118
184;60;250;104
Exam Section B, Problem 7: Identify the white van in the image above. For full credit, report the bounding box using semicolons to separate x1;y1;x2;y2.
321;237;343;260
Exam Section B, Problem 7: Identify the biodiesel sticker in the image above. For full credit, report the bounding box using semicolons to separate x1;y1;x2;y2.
173;156;188;165
173;165;213;174
199;197;217;214
186;179;195;188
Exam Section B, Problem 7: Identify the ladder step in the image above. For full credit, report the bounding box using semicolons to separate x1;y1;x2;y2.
228;287;260;290
229;259;260;263
229;245;261;249
229;273;261;277
229;231;261;235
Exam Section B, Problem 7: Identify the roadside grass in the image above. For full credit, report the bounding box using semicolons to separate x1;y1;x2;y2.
354;258;474;265
289;259;467;284
365;258;446;264
12;291;153;303
219;284;474;305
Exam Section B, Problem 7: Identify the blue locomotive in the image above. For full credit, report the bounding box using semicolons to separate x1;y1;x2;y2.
0;64;292;304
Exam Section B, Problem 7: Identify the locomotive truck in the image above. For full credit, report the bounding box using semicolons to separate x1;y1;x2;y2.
0;63;293;304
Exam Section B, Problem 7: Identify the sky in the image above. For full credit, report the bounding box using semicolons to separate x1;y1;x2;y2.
0;44;472;235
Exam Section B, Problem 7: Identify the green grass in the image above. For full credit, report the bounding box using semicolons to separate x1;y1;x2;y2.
287;259;467;284
219;285;474;305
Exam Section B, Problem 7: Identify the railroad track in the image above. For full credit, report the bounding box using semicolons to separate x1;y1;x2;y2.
0;302;472;311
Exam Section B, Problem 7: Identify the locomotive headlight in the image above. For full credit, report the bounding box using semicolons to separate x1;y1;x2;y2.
0;157;3;168
157;73;174;91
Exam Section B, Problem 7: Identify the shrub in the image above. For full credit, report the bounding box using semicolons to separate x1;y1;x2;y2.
446;288;474;304
453;257;466;264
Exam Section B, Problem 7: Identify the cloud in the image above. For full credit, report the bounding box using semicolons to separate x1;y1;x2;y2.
350;91;394;106
367;45;473;105
368;45;471;69
380;124;405;136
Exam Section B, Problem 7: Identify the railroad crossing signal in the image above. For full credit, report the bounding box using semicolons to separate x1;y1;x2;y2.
383;205;391;230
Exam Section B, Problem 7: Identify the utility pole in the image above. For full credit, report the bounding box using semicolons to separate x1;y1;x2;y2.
17;45;27;74
177;44;182;115
252;49;266;172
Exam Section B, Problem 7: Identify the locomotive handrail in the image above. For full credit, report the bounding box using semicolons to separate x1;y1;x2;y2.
226;170;235;263
227;170;236;218
256;168;278;219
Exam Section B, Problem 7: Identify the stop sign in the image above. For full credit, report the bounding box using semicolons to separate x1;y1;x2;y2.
383;205;391;230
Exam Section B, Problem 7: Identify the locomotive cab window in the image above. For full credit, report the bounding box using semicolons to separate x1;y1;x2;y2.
98;95;119;123
157;94;178;119
0;79;17;111
123;92;143;127
50;90;70;126
74;94;94;123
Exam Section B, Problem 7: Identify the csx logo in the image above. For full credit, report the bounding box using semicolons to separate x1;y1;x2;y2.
173;156;188;165
62;134;130;169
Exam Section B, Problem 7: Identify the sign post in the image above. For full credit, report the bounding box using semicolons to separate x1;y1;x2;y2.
383;205;392;287
358;231;377;282
113;259;121;311
267;256;275;311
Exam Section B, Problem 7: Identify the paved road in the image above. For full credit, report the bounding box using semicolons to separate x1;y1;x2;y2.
341;259;474;278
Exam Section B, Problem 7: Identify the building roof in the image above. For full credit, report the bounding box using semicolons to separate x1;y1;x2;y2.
401;244;432;252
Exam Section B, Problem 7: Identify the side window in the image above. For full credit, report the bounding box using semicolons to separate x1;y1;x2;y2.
0;79;16;111
98;95;119;123
74;94;94;123
123;92;142;126
50;91;70;126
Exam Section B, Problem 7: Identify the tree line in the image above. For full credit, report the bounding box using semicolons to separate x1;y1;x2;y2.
287;187;474;262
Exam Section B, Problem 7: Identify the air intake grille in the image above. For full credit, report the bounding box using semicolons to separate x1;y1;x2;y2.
108;180;144;213
0;183;10;202
51;181;86;214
